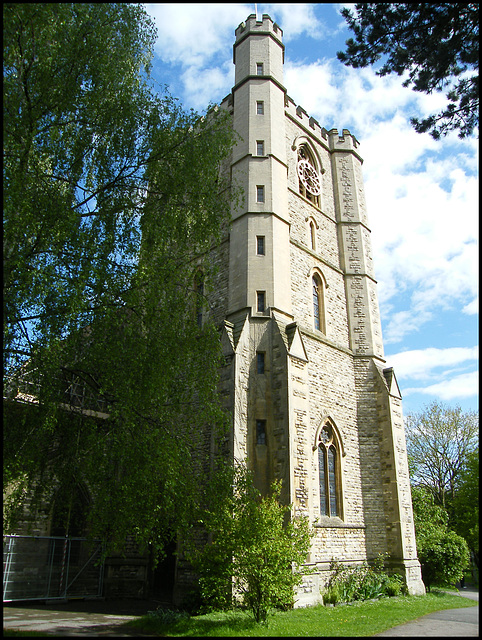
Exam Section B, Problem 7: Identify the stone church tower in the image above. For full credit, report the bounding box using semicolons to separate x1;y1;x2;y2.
207;14;425;604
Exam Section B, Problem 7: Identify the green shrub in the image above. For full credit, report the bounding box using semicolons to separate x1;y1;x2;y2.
384;574;404;597
186;467;313;623
323;584;341;604
323;556;406;605
418;529;470;591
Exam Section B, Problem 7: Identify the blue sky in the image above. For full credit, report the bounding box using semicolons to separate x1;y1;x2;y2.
143;3;478;417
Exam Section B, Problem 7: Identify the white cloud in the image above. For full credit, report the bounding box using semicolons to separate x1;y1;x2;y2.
402;371;479;400
264;4;325;40
144;3;249;66
386;346;478;381
285;60;341;116
181;62;233;111
463;296;479;315
370;161;478;340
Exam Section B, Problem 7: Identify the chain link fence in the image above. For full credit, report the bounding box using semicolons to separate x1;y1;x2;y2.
3;535;104;602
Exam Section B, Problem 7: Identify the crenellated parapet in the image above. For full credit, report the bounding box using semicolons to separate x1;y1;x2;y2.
328;128;361;154
235;13;283;47
284;94;361;160
284;95;329;143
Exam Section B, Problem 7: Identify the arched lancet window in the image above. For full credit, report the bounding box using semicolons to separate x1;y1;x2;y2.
297;144;321;207
318;422;340;517
309;220;316;251
312;273;326;334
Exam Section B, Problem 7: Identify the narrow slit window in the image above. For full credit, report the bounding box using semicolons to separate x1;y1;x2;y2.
256;101;264;115
256;63;264;75
256;185;265;203
256;140;264;156
257;352;265;374
256;419;266;445
257;291;265;313
310;220;316;251
256;235;265;255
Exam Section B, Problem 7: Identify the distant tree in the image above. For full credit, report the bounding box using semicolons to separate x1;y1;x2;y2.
3;3;237;557
411;486;470;590
337;3;479;139
451;448;479;568
187;466;312;622
405;402;478;508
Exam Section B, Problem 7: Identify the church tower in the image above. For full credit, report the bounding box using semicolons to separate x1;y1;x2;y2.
210;14;425;604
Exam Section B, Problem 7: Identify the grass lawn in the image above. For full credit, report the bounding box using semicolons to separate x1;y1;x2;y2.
124;590;477;637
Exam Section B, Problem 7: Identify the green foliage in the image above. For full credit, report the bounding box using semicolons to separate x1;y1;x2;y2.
406;403;478;583
323;555;405;605
411;486;470;591
337;3;479;139
187;466;313;623
450;448;479;563
4;3;156;373
411;485;449;537
3;2;238;558
405;402;478;509
418;529;470;592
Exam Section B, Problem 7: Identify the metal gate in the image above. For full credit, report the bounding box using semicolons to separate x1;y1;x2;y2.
3;535;105;602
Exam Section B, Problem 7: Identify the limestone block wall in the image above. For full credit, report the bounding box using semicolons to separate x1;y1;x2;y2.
353;357;390;559
289;241;350;348
288;354;310;517
374;363;425;594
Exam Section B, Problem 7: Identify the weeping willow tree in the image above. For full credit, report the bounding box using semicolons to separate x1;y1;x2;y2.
4;2;238;557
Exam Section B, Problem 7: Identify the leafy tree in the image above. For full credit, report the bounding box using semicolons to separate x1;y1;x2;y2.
337;3;479;139
451;448;479;567
4;3;155;376
411;486;470;591
187;466;313;623
3;2;237;558
405;402;478;508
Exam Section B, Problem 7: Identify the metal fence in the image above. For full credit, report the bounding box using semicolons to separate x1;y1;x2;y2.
3;535;105;602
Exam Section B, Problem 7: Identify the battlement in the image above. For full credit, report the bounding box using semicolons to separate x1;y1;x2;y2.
284;94;360;152
328;128;360;152
235;13;283;44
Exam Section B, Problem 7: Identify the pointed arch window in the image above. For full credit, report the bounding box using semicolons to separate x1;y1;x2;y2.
310;220;316;251
306;216;319;252
312;273;326;333
318;423;340;517
297;144;321;207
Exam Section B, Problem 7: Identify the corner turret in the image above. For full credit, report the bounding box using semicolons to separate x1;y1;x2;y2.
233;14;284;87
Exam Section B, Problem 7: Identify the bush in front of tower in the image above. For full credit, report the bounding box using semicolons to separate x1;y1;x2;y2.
186;466;313;623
